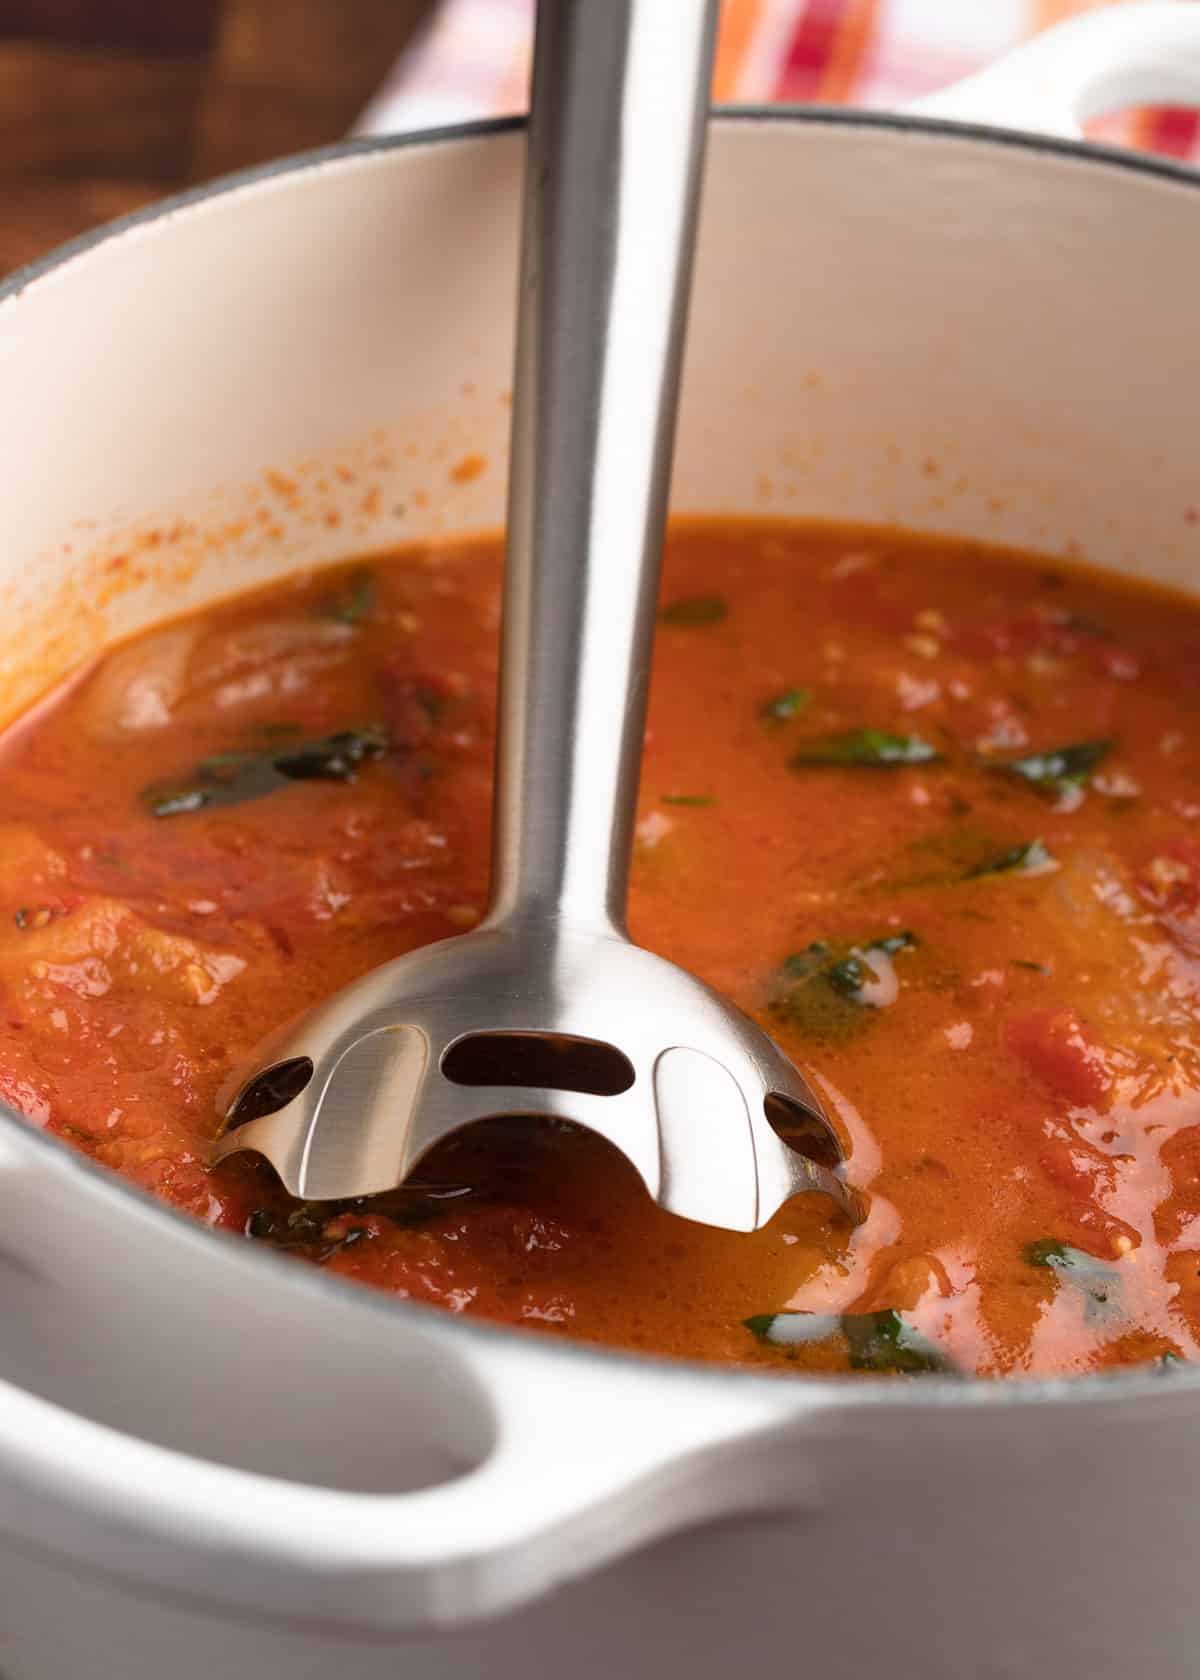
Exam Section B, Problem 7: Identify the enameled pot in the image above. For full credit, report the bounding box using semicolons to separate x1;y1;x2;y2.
1;8;1200;1677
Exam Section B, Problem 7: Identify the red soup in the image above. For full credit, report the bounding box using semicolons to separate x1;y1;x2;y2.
2;517;1200;1378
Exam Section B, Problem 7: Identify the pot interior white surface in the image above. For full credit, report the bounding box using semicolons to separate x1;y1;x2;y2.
1;115;1197;729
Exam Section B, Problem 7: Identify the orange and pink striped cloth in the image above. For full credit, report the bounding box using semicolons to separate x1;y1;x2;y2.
360;0;1200;161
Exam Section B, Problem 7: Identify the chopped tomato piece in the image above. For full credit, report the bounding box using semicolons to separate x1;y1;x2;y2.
1007;1009;1114;1110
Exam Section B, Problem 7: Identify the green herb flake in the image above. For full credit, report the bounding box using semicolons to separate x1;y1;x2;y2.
744;1308;953;1374
825;955;867;997
790;728;942;770
1023;1239;1123;1319
825;932;917;997
661;793;715;807
660;595;727;628
843;1310;953;1375
1011;958;1049;973
992;739;1112;801
780;941;833;980
323;568;376;625
246;1209;277;1239
145;725;389;818
773;932;918;1035
760;687;810;722
963;838;1058;880
285;1205;327;1242
272;728;388;781
744;1311;842;1346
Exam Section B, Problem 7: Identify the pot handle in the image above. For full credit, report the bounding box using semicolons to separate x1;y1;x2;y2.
909;1;1200;138
356;1330;810;1626
0;1122;809;1631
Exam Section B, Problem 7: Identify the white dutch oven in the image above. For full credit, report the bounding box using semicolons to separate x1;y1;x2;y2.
1;8;1200;1677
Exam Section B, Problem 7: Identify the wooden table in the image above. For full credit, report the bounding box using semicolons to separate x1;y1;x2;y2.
0;0;439;276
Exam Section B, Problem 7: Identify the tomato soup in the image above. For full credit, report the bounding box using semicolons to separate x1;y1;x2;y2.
2;518;1200;1378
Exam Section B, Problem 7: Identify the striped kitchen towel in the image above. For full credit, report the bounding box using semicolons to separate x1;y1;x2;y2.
358;0;1200;161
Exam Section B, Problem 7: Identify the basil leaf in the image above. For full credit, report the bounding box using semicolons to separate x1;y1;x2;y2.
760;687;810;721
963;838;1058;880
842;1310;953;1375
993;739;1111;799
272;729;388;780
824;954;868;997
661;794;716;807
780;941;833;980
660;595;727;627
1024;1239;1122;1320
773;932;917;1035
744;1308;954;1374
790;728;942;769
145;725;389;818
773;971;868;1040
1024;1238;1107;1273
743;1311;843;1345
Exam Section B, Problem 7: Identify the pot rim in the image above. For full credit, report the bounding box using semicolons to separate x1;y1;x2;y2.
3;106;1199;1415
